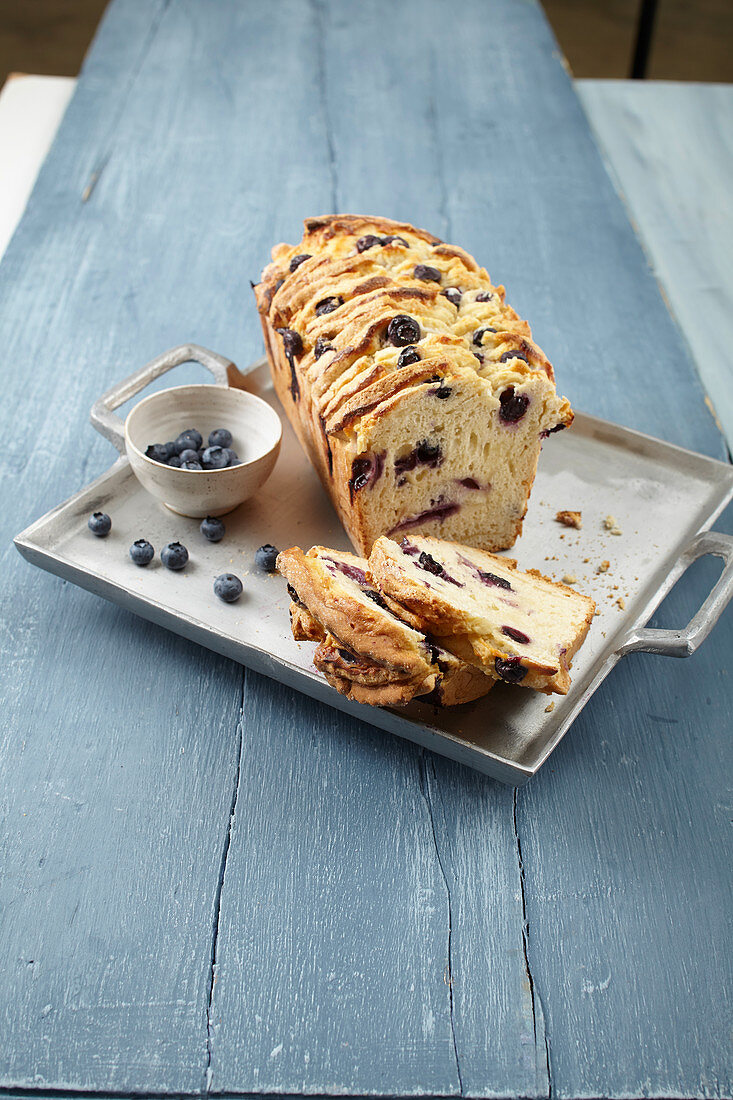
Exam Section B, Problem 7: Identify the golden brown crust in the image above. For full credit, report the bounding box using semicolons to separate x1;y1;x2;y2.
289;602;325;642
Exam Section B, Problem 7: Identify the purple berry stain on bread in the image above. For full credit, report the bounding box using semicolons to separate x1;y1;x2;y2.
502;625;531;644
540;422;567;438
394;439;443;476
499;387;530;423
289;253;311;272
495;656;528;683
413;264;442;283
324;557;368;585
315;296;344;316
392;502;461;533
459;477;480;490
386;315;421;346
416;551;464;587
349;452;384;498
276;327;303;400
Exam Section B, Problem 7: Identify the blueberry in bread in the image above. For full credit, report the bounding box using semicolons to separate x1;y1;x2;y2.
255;215;572;555
368;535;595;695
277;545;494;707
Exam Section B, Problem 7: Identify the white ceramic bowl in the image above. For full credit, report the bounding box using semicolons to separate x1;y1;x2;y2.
125;384;282;517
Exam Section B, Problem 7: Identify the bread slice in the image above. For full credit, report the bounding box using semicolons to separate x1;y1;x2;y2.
255;215;573;556
368;535;595;694
278;545;494;707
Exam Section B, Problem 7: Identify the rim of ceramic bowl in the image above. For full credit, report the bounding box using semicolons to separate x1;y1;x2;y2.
124;383;282;472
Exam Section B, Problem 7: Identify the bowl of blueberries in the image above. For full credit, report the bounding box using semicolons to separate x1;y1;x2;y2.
125;382;282;517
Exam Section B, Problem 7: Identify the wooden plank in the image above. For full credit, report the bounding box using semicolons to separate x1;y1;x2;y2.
0;1;244;1092
578;80;733;450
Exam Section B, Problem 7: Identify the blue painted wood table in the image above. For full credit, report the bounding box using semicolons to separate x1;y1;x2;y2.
1;2;731;1097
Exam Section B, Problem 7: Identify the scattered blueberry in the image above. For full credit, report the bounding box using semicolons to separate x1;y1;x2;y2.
499;387;530;423
314;336;334;359
214;573;243;603
177;428;203;450
167;454;182;467
356;234;381;252
200;515;225;542
289;253;311;272
315;296;344;316
182;460;203;470
473;326;496;346
494;656;528;683
130;539;154;566
161;542;189;570
178;448;200;465
413;264;442;283
208;428;232;449
442;287;462;307
398;345;421;367
201;446;228;470
386;314;421;346
254;544;279;572
222;448;240;466
88;511;111;537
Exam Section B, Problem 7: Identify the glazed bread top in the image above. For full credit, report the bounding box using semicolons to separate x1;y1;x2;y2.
254;215;572;438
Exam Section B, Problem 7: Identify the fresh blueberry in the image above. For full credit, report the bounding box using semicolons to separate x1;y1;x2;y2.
200;515;225;542
88;511;111;537
145;443;172;464
254;544;279;572
289;253;311;272
208;428;232;449
167;454;182;467
174;431;199;454
201;446;228;470
386;314;421;346
129;539;154;566
178;448;200;465
499;387;530;423
413;263;442;283
494;656;528;683
222;448;240;466
182;460;203;470
398;345;421;367
356;234;381;252
314;336;334;359
214;573;243;602
442;287;462;307
161;542;189;570
178;428;203;450
315;296;344;316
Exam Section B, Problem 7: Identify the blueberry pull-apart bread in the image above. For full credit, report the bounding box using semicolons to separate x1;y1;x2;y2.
369;535;595;695
255;215;572;556
277;545;494;707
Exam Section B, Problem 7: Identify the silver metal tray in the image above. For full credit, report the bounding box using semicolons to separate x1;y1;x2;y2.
14;346;733;785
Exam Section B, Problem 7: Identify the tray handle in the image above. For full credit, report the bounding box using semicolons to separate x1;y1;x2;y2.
617;529;733;657
89;343;258;453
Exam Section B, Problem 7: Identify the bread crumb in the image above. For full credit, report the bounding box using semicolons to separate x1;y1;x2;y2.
545;701;555;713
597;560;610;573
604;515;617;529
610;526;623;535
594;609;601;616
562;574;577;585
583;557;590;563
617;596;626;610
556;510;582;529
